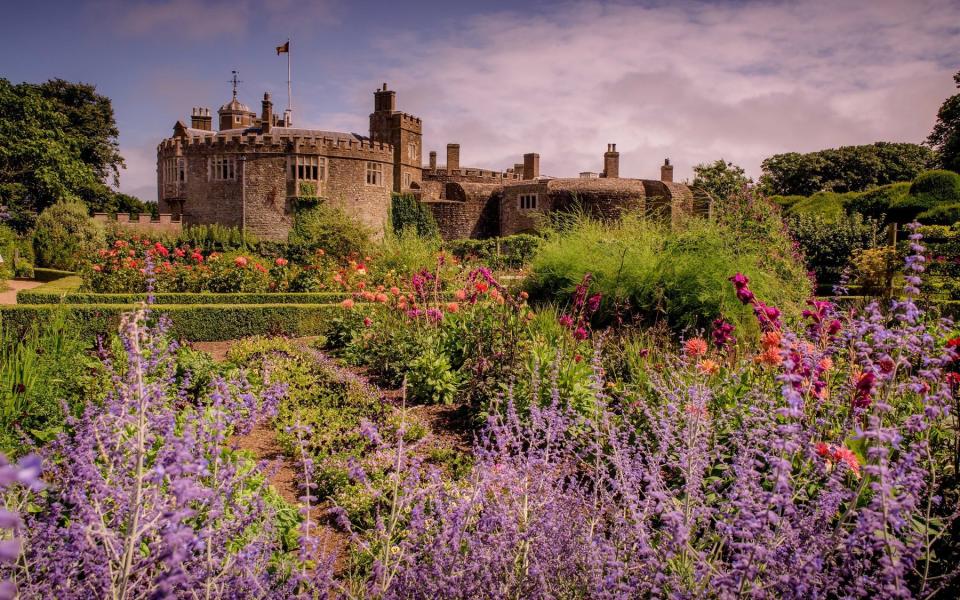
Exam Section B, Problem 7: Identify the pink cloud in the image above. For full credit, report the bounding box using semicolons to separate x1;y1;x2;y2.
371;0;960;181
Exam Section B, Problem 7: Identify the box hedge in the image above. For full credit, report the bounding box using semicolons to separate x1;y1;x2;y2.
18;289;355;305
0;303;355;341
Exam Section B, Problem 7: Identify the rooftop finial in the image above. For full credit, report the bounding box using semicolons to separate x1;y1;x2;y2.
230;70;242;99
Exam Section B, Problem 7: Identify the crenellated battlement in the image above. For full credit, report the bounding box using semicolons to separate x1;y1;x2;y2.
158;131;395;160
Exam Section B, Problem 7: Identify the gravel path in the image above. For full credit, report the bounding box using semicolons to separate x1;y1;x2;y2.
0;279;43;305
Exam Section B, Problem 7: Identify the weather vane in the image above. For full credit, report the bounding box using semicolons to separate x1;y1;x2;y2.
230;70;242;99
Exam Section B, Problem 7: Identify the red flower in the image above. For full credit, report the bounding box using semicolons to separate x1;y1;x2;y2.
234;256;249;268
275;257;288;267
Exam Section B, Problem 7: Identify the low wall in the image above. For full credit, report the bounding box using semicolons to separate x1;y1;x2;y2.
93;213;183;234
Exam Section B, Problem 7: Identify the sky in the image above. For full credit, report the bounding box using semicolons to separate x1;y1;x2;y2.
1;0;958;201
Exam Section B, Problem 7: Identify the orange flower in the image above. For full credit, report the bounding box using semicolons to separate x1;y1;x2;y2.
341;298;355;309
455;289;467;301
684;337;708;357
375;293;389;303
818;357;833;372
697;359;720;375
760;330;782;350
755;346;783;366
390;286;401;296
446;302;459;313
519;291;529;300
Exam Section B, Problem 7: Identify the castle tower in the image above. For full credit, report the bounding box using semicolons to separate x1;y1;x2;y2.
190;107;212;131
523;153;540;180
369;82;423;192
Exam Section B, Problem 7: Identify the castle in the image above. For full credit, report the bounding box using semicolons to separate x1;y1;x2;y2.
157;83;693;240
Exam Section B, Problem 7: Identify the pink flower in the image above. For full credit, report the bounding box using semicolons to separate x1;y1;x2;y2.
558;315;574;329
275;257;288;267
390;286;401;296
341;298;355;309
684;337;708;358
455;289;467;301
573;326;588;340
234;256;249;268
363;317;373;327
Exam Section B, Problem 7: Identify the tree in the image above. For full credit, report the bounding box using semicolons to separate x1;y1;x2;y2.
0;78;126;230
34;79;124;186
691;159;752;202
287;201;371;262
759;142;934;196
927;70;960;173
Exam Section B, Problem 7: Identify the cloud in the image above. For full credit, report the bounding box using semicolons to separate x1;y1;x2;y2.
371;0;960;181
106;0;338;40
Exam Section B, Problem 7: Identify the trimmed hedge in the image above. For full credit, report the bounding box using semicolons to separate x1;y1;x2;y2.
18;289;356;306
0;303;353;341
32;268;77;282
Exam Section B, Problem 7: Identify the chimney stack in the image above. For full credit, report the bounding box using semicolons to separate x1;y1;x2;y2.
191;107;212;131
429;151;437;170
446;143;460;173
261;92;273;134
523;153;540;180
660;158;674;183
602;143;619;179
374;82;397;112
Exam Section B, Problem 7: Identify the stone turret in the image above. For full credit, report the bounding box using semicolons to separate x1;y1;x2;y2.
602;143;619;179
660;158;674;182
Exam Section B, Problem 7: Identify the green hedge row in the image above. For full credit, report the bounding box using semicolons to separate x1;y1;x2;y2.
0;303;351;341
32;268;77;282
18;289;356;306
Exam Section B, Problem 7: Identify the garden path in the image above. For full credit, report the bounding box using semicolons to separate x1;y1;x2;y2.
193;337;350;570
0;279;42;304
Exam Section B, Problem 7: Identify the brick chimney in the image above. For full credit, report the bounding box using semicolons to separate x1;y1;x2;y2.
429;151;437;170
374;82;397;112
446;143;460;173
191;107;212;131
602;144;619;179
523;153;540;180
261;92;273;134
660;158;674;182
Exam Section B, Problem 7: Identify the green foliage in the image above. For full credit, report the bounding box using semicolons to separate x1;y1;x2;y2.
18;289;354;305
525;200;811;337
288;201;371;263
390;193;439;239
372;229;442;280
909;169;960;201
0;78;126;228
785;191;849;221
759;142;934;196
786;212;883;284
844;182;911;221
691;159;752;202
445;234;543;269
32;200;105;270
32;268;77;282
0;303;348;342
408;343;460;405
927;70;960;173
0;309;102;455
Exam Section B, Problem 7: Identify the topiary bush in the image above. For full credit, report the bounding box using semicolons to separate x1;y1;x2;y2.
287;201;371;263
32;200;105;270
786;212;884;285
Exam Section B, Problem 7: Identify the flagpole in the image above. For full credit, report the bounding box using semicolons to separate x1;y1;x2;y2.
286;37;292;123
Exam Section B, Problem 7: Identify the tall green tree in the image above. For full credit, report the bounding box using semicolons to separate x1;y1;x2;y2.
927;70;960;173
0;78;126;230
691;159;752;202
759;142;934;196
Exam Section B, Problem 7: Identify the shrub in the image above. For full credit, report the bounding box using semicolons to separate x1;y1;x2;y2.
287;202;371;263
525;198;810;336
32;200;104;270
390;193;439;239
845;181;911;221
446;234;543;269
786;212;883;284
408;343;460;405
909;169;960;202
784;190;849;221
371;229;442;281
